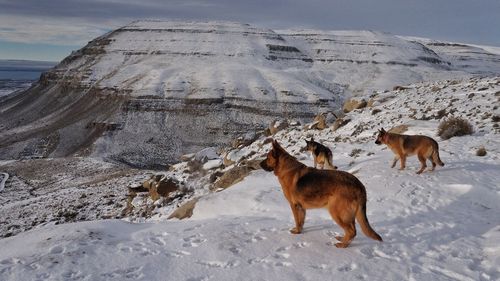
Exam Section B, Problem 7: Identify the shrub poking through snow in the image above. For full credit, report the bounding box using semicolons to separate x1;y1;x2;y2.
435;109;447;119
349;148;363;158
437;116;474;140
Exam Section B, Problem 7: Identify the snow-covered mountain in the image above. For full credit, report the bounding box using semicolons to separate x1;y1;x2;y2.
1;75;498;280
1;20;499;167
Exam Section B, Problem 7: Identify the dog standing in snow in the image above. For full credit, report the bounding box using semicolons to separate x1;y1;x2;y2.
305;138;337;170
375;128;444;174
260;139;383;248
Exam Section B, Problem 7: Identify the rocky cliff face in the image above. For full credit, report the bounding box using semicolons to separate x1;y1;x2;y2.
1;20;499;167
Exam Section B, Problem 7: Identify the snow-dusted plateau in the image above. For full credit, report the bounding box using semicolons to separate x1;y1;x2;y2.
0;20;499;280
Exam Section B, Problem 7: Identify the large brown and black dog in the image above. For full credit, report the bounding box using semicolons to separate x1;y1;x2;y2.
260;139;382;248
375;128;444;174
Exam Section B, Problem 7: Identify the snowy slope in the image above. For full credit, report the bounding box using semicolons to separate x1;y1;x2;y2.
1;76;499;280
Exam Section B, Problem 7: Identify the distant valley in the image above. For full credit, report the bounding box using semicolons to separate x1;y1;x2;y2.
0;59;56;97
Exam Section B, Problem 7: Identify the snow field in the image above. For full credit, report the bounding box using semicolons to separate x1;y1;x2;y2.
0;132;498;280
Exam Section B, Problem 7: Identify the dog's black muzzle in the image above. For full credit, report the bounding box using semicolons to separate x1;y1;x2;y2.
260;160;274;172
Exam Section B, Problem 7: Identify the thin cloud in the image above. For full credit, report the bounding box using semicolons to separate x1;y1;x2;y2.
0;0;499;47
0;15;116;46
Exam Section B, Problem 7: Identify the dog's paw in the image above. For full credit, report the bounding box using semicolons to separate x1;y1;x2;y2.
289;228;301;234
335;235;344;241
334;242;349;248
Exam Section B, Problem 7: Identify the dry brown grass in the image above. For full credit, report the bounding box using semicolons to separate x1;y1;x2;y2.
437;117;474;140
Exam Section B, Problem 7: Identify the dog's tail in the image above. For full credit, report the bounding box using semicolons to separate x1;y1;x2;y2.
431;140;445;167
356;202;383;242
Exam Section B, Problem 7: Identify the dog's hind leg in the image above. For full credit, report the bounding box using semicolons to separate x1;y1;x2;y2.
289;203;306;234
429;155;436;171
416;154;427;174
328;205;356;248
431;149;444;168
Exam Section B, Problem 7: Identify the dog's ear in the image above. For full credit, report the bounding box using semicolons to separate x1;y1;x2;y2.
271;140;281;157
273;139;286;153
380;128;386;133
310;137;314;141
272;139;280;150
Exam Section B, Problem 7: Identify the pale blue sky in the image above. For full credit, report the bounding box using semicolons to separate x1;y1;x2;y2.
1;0;499;62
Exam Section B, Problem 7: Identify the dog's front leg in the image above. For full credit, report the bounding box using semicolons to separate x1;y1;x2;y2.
399;154;406;170
289;203;306;234
391;156;399;168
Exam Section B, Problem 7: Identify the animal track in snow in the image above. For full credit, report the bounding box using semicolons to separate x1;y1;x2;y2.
273;252;290;259
166;250;191;258
196;260;240;269
310;264;328;270
276;245;291;252
182;234;207;247
183;224;203;232
34;272;50;281
149;236;167;246
49;245;64;254
337;262;357;272
245;234;267;243
275;261;292;267
100;266;144;279
293;241;311;248
119;246;133;253
61;270;84;280
186;275;213;281
228;246;241;255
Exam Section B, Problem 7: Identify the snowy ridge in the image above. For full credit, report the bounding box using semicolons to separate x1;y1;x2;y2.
57;20;331;102
51;21;500;98
1;20;500;166
1;76;499;280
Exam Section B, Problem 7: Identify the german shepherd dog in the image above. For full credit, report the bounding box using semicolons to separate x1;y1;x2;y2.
260;140;383;248
305;138;337;170
375;128;444;174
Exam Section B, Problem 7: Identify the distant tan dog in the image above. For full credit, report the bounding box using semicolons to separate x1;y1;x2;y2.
260;140;382;248
305;138;337;170
375;128;444;174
